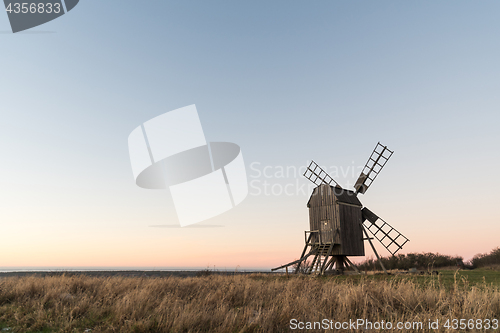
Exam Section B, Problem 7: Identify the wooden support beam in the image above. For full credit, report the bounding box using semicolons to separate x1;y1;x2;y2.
344;257;360;273
314;255;322;273
307;250;321;274
320;243;335;274
272;251;313;271
325;257;335;271
362;225;388;274
294;233;313;273
334;256;345;272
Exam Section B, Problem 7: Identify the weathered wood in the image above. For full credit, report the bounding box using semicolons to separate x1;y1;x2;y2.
320;243;335;274
337;203;364;256
337;201;362;208
354;143;394;195
324;256;335;271
307;251;321;274
333;256;345;271
295;232;313;273
307;184;364;256
272;251;314;271
362;225;388;274
344;257;360;273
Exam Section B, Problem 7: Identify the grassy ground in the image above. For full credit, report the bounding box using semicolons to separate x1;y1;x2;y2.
0;269;499;332
324;268;500;288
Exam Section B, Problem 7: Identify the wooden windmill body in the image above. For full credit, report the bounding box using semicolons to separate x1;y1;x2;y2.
273;143;409;275
308;185;364;256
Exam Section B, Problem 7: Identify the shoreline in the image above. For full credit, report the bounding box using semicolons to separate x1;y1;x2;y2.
0;270;276;278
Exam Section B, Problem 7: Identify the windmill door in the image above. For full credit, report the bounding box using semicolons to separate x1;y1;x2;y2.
320;220;333;244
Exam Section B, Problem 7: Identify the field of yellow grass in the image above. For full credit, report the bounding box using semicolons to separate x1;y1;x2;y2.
1;270;499;332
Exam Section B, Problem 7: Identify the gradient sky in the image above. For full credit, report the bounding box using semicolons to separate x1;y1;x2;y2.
1;1;499;270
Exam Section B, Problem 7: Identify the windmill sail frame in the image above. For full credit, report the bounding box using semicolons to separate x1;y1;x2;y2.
303;160;340;187
362;207;409;256
355;142;393;194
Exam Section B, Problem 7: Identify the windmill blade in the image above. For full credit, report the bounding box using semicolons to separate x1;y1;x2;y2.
303;160;340;187
362;207;409;256
355;142;393;194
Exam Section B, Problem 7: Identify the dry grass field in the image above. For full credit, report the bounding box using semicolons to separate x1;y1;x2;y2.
1;270;500;332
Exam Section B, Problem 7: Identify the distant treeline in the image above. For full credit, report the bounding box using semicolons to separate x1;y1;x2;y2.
357;247;500;271
470;247;500;269
357;252;463;271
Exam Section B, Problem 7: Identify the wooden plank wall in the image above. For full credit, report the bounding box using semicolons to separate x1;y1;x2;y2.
308;185;340;244
338;204;365;256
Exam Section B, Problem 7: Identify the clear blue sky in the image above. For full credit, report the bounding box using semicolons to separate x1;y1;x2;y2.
1;1;499;269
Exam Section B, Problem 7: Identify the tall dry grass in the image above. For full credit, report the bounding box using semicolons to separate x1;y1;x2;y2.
0;273;499;332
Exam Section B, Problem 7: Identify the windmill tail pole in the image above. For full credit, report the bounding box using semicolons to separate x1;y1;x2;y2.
362;225;388;274
271;252;313;272
271;259;302;271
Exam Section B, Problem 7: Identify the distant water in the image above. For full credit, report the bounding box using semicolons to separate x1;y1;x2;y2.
0;267;270;273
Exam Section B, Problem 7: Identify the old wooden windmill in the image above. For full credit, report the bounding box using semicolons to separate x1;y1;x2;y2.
273;143;409;275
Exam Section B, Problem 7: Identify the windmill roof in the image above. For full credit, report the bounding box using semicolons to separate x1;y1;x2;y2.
307;185;362;207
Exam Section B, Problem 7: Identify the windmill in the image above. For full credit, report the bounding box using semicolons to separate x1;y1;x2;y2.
272;143;409;275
